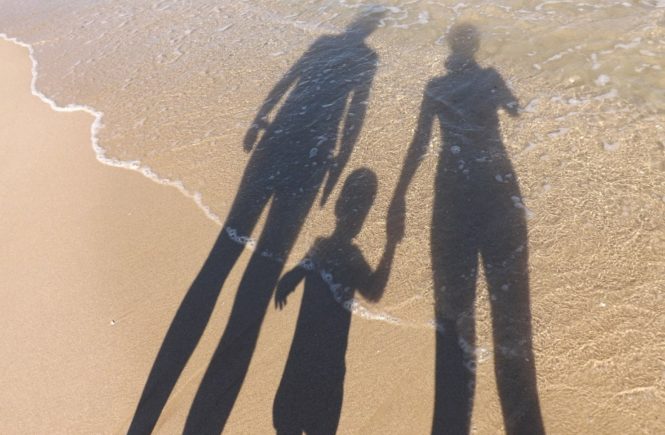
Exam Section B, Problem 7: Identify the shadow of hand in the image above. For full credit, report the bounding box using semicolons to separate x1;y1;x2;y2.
242;125;261;152
275;283;290;310
243;117;270;152
275;272;300;310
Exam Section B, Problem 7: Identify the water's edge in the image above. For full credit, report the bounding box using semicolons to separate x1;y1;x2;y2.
2;30;414;329
0;33;224;227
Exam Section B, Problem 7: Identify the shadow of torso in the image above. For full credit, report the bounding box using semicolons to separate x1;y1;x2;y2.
431;64;521;220
253;35;377;189
427;64;525;267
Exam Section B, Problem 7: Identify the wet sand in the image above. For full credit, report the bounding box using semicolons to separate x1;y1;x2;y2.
0;37;435;435
0;39;217;433
2;30;664;435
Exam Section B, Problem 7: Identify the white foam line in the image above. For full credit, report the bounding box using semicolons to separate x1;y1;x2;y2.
227;229;407;325
0;33;223;226
318;267;402;325
1;33;446;334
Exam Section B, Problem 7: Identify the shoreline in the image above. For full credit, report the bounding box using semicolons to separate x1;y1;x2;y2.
2;21;664;433
0;37;438;434
0;34;407;329
0;29;420;332
0;33;224;226
0;37;224;433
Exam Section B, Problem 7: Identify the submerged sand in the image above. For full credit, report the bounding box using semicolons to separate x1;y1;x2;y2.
2;30;664;435
0;37;433;434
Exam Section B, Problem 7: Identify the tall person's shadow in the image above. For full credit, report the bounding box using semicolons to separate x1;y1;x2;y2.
389;24;545;434
127;10;384;435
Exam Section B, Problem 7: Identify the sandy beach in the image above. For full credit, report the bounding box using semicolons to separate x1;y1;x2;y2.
2;9;664;433
0;39;219;433
0;38;436;434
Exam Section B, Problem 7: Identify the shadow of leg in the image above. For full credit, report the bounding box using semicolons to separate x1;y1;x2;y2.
183;253;284;434
127;233;244;435
431;211;479;435
483;224;544;435
128;161;273;435
433;319;475;435
184;187;319;434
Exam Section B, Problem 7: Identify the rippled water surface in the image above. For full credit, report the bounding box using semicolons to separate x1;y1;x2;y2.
2;1;663;432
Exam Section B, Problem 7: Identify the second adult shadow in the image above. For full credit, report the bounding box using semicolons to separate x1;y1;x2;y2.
389;23;545;435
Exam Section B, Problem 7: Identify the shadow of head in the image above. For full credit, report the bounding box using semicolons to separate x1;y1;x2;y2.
334;168;378;238
345;6;387;39
445;23;481;70
448;23;480;55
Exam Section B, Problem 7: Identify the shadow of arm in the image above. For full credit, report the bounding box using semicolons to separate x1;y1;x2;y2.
320;63;376;206
493;69;519;117
274;265;307;310
243;51;306;150
387;83;437;241
359;240;398;303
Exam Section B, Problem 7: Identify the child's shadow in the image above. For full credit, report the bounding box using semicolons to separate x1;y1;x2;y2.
272;168;396;435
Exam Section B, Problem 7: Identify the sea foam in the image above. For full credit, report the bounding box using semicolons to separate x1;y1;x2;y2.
0;32;431;335
0;33;223;227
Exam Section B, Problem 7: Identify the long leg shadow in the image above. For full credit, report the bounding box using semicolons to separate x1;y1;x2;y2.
389;23;545;435
271;168;397;435
127;10;384;435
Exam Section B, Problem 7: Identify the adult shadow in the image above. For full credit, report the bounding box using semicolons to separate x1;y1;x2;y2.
388;24;545;435
272;168;397;435
127;10;383;435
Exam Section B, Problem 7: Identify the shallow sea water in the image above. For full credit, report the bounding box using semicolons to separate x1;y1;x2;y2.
1;1;664;432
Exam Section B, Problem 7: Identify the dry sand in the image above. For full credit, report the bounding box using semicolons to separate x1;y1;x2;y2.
2;36;664;434
0;38;433;435
0;39;218;433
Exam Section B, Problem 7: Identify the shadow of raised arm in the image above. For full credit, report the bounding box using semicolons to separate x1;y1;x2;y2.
243;55;306;152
